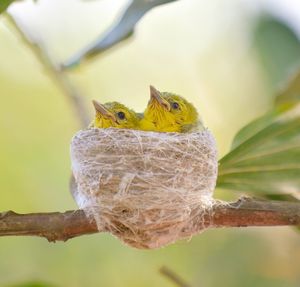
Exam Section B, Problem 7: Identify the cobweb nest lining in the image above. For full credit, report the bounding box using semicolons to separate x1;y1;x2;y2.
70;128;218;249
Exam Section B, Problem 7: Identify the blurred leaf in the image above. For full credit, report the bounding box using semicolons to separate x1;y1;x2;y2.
264;193;299;202
0;0;17;13
276;68;300;106
254;15;300;88
217;102;300;197
229;107;283;150
62;0;178;68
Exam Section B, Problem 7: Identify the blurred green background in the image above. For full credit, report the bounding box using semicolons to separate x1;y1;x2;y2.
1;0;300;286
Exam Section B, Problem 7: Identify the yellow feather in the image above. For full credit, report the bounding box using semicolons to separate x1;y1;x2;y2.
90;101;139;129
139;89;203;133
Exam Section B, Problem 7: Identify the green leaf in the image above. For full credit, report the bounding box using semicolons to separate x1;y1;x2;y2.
254;15;300;88
276;68;300;106
264;193;299;202
0;0;16;14
63;0;179;68
217;102;300;197
229;106;285;150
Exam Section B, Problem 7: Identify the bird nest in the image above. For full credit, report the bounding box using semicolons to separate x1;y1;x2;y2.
70;128;218;249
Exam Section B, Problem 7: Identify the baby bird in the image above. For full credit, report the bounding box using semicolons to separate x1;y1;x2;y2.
139;86;203;133
90;100;139;129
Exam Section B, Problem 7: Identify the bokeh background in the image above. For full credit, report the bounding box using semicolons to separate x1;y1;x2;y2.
1;0;300;286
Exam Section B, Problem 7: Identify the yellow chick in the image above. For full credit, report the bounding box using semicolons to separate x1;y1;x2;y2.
139;86;203;133
90;100;139;129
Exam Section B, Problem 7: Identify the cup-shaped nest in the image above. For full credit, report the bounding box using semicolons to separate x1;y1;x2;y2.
70;128;218;249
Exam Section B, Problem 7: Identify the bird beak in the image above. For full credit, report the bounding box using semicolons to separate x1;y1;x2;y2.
149;85;171;111
92;100;117;123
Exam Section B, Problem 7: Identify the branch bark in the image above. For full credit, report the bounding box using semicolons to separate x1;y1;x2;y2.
0;210;99;242
0;198;299;243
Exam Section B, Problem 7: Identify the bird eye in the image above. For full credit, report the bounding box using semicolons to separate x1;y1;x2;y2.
117;111;126;120
172;102;180;110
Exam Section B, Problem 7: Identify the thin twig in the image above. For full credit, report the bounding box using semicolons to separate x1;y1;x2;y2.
160;266;192;287
0;198;299;242
5;12;90;128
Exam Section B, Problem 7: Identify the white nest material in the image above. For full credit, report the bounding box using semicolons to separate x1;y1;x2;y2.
70;128;218;249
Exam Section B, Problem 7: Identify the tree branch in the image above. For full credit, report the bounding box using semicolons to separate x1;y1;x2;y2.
0;198;299;243
210;197;300;227
159;266;192;287
0;210;99;242
5;13;90;128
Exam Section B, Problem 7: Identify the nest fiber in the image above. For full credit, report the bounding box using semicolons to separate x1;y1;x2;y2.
70;128;218;249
